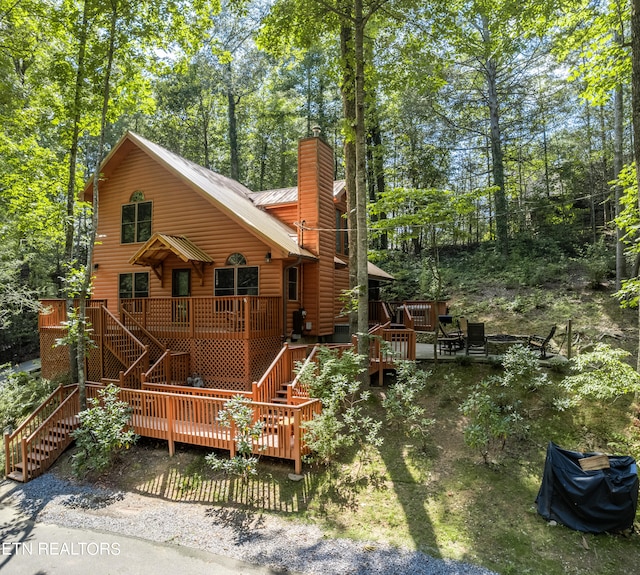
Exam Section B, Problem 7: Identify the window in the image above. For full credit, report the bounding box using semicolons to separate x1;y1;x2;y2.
119;272;149;299
214;253;259;296
287;267;298;301
121;195;152;244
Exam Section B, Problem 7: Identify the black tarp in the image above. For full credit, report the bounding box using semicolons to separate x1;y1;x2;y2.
536;442;639;533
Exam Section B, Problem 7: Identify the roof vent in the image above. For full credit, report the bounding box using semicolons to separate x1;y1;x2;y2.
311;125;321;137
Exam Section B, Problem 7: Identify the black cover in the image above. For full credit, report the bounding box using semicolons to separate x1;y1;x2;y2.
536;442;639;533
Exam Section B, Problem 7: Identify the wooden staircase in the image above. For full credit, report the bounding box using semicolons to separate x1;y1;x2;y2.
271;383;291;404
5;386;80;482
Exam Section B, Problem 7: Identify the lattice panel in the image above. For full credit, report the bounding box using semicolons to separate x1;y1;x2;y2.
86;346;102;382
103;348;125;380
248;337;282;383
195;339;248;390
40;329;69;381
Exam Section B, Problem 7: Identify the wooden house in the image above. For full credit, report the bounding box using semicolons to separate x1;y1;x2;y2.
39;131;396;390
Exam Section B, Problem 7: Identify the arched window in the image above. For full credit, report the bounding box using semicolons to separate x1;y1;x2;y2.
226;253;246;266
215;253;258;296
121;191;152;244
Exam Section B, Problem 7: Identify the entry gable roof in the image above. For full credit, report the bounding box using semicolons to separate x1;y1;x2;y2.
86;132;316;261
128;233;213;268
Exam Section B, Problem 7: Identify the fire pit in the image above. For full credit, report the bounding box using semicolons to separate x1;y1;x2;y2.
486;334;527;355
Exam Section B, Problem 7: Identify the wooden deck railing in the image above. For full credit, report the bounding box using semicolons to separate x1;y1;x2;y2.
369;300;392;326
252;343;309;404
121;307;166;362
5;387;80;482
111;385;319;473
402;300;448;331
101;306;149;388
38;299;107;329
141;350;190;386
120;296;281;340
288;343;354;403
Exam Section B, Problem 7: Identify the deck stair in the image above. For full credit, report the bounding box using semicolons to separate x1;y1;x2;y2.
5;386;80;482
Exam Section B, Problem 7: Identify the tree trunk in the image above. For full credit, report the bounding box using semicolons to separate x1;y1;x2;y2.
614;32;626;290
65;0;90;384
226;63;239;181
79;0;118;408
354;0;369;380
631;0;640;372
482;15;508;255
339;17;358;336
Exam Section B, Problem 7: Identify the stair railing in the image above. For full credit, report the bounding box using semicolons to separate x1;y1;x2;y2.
6;387;80;481
101;306;149;387
4;385;67;477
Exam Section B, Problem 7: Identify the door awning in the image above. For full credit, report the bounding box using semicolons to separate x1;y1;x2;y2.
128;233;213;286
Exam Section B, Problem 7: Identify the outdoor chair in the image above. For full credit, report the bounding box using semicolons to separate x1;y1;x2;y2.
466;322;488;356
528;325;556;359
438;319;465;355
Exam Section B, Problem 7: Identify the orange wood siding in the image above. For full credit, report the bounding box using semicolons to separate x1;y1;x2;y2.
296;137;335;336
263;203;298;224
91;148;281;308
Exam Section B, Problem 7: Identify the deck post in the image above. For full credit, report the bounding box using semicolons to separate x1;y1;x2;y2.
20;437;27;481
165;350;172;385
229;420;236;458
166;395;175;456
4;432;10;477
251;381;258;403
293;408;301;474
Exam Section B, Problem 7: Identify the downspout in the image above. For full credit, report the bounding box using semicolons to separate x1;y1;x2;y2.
282;256;303;342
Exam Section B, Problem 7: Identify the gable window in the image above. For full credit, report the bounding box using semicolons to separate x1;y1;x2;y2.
119;272;149;299
214;253;259;296
121;192;152;244
287;267;298;301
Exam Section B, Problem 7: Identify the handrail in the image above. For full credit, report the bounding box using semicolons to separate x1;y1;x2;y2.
143;349;170;383
121;307;166;355
121;346;149;388
252;343;309;404
5;385;64;441
252;343;290;403
142;350;189;386
4;385;65;477
101;305;148;387
288;345;320;402
6;388;80;481
102;305;146;349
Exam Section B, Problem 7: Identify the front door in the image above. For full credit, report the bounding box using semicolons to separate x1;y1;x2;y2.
172;269;191;323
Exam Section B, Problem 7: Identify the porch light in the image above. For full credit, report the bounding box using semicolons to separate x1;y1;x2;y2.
265;252;272;263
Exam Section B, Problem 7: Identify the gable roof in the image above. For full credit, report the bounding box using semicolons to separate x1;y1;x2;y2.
129;233;213;268
86;132;316;261
251;180;347;207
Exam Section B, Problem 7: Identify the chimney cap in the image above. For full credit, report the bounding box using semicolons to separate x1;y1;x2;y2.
311;125;321;137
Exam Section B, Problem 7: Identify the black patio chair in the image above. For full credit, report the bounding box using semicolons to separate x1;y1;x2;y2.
528;325;556;359
466;322;488;356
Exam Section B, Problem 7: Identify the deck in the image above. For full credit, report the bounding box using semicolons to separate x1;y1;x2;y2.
5;381;320;482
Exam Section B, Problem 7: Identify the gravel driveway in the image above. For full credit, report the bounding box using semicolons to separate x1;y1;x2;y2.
10;474;498;575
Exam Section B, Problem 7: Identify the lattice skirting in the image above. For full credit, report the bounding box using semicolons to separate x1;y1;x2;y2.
40;329;69;381
156;336;281;391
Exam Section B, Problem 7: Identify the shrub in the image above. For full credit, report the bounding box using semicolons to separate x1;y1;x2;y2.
560;343;640;405
72;384;138;477
459;345;547;463
382;361;435;451
0;366;56;432
297;347;382;466
205;395;265;480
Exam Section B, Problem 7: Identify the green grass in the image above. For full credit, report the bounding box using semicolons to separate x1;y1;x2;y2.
75;361;640;575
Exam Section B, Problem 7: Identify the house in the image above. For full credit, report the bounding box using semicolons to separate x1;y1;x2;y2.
39;131;396;390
